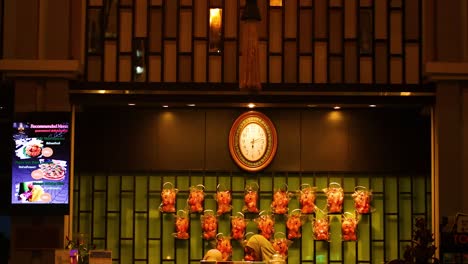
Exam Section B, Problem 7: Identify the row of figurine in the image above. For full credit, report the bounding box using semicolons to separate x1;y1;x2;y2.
160;182;373;216
174;209;362;260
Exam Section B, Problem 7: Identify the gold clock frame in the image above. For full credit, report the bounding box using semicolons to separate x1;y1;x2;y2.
229;111;278;172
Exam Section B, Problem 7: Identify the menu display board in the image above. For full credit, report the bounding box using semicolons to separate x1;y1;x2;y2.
11;115;70;210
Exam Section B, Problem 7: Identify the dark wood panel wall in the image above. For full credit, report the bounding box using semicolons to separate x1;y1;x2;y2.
85;0;422;85
75;108;430;172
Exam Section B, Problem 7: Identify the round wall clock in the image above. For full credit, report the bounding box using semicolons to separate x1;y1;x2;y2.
229;111;278;172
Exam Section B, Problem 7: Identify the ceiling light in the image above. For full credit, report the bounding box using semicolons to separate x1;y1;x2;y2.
369;104;376;108
400;92;412;96
162;105;169;108
187;104;196;107
307;104;317;108
248;103;256;108
333;106;341;110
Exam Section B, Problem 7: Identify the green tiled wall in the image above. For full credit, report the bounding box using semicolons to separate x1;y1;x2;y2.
74;171;431;264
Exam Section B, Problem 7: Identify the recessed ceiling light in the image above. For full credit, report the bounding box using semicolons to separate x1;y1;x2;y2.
162;105;169;108
307;104;318;108
400;92;412;96
333;106;341;110
248;103;256;108
187;104;196;107
128;103;136;106
369;104;376;108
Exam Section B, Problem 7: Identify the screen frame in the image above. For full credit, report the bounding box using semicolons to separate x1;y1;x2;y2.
10;112;71;216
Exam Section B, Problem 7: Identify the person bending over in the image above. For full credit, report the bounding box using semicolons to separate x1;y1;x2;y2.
244;234;277;261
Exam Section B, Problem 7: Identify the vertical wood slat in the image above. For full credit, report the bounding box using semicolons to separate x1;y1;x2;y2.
224;41;237;82
209;56;222;82
149;9;162;52
404;0;419;40
151;0;162;6
135;0;148;37
120;10;132;52
344;0;357;39
284;0;297;39
164;41;177;81
165;0;178;38
119;55;132;82
374;0;387;39
149;56;161;82
178;55;192;82
224;0;238;38
314;42;327;83
375;42;388;83
179;10;192;52
194;41;207;82
330;57;343;83
284;41;297;83
269;9;282;53
390;11;402;54
89;0;103;6
269;56;282;83
329;9;343;54
314;0;328;38
87;56;102;81
405;44;419;84
299;9;313;53
360;57;372;83
299;56;312;83
104;40;117;81
344;42;358;83
259;41;268;83
390;57;403;83
194;0;207;37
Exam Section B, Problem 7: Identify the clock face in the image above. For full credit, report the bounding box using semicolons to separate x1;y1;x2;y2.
229;111;277;172
239;123;267;162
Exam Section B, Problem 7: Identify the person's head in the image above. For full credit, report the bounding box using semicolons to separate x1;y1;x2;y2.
203;249;222;261
245;234;277;261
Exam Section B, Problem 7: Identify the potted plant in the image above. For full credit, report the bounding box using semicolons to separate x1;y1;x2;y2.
388;217;440;264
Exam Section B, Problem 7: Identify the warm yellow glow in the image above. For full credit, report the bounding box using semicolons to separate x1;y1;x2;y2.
248;103;256;108
327;111;343;122
270;0;282;6
333;106;341;110
400;92;412;96
210;8;222;31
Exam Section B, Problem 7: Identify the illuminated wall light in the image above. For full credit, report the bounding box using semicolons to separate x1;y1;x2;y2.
248;103;256;108
333;106;341;110
187;104;196;107
270;0;282;6
209;8;222;53
400;92;412;96
128;103;136;106
135;66;145;74
369;104;377;108
162;105;169;108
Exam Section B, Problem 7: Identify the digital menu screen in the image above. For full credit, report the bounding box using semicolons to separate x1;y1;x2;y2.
11;115;70;210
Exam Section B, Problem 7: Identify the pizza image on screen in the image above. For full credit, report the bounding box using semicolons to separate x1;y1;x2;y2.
38;159;67;181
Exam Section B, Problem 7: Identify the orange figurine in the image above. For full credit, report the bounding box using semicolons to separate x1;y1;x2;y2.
159;182;178;213
323;182;344;213
342;212;359;241
286;209;303;240
243;183;259;213
352;186;372;214
255;211;275;240
188;184;205;213
216;233;233;261
271;184;290;215
298;184;316;214
174;210;190;239
215;184;232;215
271;232;292;258
201;210;218;240
231;212;248;240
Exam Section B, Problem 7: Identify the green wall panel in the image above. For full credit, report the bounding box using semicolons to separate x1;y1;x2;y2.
75;171;432;264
